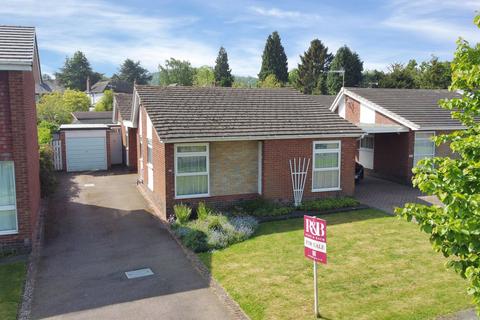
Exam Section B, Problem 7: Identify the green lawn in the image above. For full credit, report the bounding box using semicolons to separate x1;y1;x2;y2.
0;262;27;320
198;209;472;320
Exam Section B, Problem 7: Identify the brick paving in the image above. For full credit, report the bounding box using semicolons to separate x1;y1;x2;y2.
355;176;441;214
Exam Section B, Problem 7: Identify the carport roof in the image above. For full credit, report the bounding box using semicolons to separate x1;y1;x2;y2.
340;88;463;130
60;124;110;130
134;85;363;142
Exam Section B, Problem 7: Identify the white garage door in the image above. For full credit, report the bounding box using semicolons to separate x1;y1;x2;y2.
66;130;107;172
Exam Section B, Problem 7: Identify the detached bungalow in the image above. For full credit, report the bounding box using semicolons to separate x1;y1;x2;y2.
331;87;462;183
0;26;41;251
127;86;363;219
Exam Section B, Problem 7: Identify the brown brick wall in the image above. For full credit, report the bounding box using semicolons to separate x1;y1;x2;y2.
262;138;356;203
375;111;401;125
345;96;360;124
0;71;40;251
210;141;258;196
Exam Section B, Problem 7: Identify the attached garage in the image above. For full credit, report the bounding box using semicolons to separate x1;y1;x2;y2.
60;124;111;172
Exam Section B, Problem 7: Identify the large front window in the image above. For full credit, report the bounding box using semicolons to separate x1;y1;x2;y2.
414;132;435;166
312;141;341;191
0;161;17;234
175;144;209;198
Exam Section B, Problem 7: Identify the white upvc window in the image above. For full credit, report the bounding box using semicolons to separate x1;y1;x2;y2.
175;143;209;198
0;161;18;235
414;131;435;166
312;141;341;192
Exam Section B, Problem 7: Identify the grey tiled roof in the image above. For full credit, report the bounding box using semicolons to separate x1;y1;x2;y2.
136;85;363;141
0;25;36;67
114;93;132;121
72;111;113;124
90;80;133;94
309;95;336;108
346;88;463;129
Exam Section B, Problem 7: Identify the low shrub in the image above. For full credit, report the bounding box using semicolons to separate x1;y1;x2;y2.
174;203;192;224
236;198;294;217
172;214;258;252
39;145;57;197
196;201;211;220
299;197;360;211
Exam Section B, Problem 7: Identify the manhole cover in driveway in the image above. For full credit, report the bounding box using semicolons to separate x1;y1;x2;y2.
125;268;154;279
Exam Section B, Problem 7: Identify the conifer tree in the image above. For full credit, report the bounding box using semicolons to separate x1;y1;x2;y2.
296;39;332;94
214;47;234;87
258;31;288;83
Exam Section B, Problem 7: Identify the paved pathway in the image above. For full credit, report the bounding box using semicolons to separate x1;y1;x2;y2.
31;172;235;320
355;176;441;214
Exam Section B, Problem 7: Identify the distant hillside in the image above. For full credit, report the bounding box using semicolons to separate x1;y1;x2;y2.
148;71;258;87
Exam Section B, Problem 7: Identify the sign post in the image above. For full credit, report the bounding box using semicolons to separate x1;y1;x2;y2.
304;215;327;318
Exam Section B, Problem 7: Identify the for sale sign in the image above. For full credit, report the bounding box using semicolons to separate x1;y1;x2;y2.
304;215;327;264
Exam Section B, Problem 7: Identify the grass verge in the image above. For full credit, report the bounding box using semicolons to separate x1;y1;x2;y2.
0;262;27;320
198;209;471;320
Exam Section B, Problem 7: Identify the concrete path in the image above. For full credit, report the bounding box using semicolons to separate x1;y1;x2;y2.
355;176;441;214
31;171;235;320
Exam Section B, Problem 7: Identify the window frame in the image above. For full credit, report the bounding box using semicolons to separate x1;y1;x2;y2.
174;143;210;199
311;140;342;192
413;131;435;166
0;161;18;235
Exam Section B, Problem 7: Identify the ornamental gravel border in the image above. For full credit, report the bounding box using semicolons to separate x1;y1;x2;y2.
138;185;250;320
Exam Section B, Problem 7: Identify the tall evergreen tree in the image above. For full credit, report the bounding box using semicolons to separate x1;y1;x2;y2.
296;39;333;94
55;51;102;91
326;46;363;95
258;31;288;83
214;47;234;87
112;59;152;84
379;62;418;89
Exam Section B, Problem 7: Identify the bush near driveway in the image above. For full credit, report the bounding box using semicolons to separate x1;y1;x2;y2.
0;262;27;320
198;209;471;320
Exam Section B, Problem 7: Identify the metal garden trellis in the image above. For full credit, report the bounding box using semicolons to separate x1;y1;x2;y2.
289;157;311;207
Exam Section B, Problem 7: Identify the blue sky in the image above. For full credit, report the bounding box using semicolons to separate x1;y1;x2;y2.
1;0;479;77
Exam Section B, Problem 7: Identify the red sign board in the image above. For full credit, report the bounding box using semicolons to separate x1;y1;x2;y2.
304;215;327;264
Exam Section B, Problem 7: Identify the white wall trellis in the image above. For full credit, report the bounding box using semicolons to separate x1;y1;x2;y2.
289;157;310;207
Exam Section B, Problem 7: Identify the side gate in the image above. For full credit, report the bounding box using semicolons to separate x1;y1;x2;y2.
50;139;63;171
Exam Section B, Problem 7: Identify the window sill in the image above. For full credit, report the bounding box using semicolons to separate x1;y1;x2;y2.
312;188;342;193
0;229;18;236
175;193;210;200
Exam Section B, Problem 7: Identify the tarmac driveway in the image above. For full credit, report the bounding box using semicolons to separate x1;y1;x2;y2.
31;171;234;320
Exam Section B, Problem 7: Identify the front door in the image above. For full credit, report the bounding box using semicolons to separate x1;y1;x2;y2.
359;135;374;169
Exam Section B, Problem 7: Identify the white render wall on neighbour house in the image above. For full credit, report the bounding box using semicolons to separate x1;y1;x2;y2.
338;98;346;118
359;103;375;124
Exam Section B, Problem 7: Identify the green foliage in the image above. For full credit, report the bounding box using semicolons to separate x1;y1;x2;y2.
258;31;288;83
360;70;386;88
327;45;364;94
37;120;58;145
258;74;282;88
299;197;360;211
178;227;209;253
296;39;333;94
214;47;234;87
112;58;151;84
174;203;192;224
396;15;480;312
417;56;451;89
94;89;113;111
288;68;299;88
39;145;57;197
193;66;215;87
196;201;211;220
158;58;195;86
55;51;102;91
233;76;258;88
378;61;418;89
236;198;293;217
37;90;90;125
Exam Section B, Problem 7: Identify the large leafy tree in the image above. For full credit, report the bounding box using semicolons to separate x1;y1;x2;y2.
258;74;282;88
37;90;90;125
258;31;288;83
194;66;215;87
396;15;480;312
417;56;451;89
296;39;333;94
112;59;152;84
158;58;195;86
378;61;418;89
214;47;234;87
360;70;385;88
326;45;363;94
55;51;102;91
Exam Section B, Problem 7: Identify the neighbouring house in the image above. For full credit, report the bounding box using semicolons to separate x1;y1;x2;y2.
126;85;363;220
330;87;462;184
87;79;133;105
0;25;42;251
72;111;114;124
113;93;136;170
36;78;64;100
